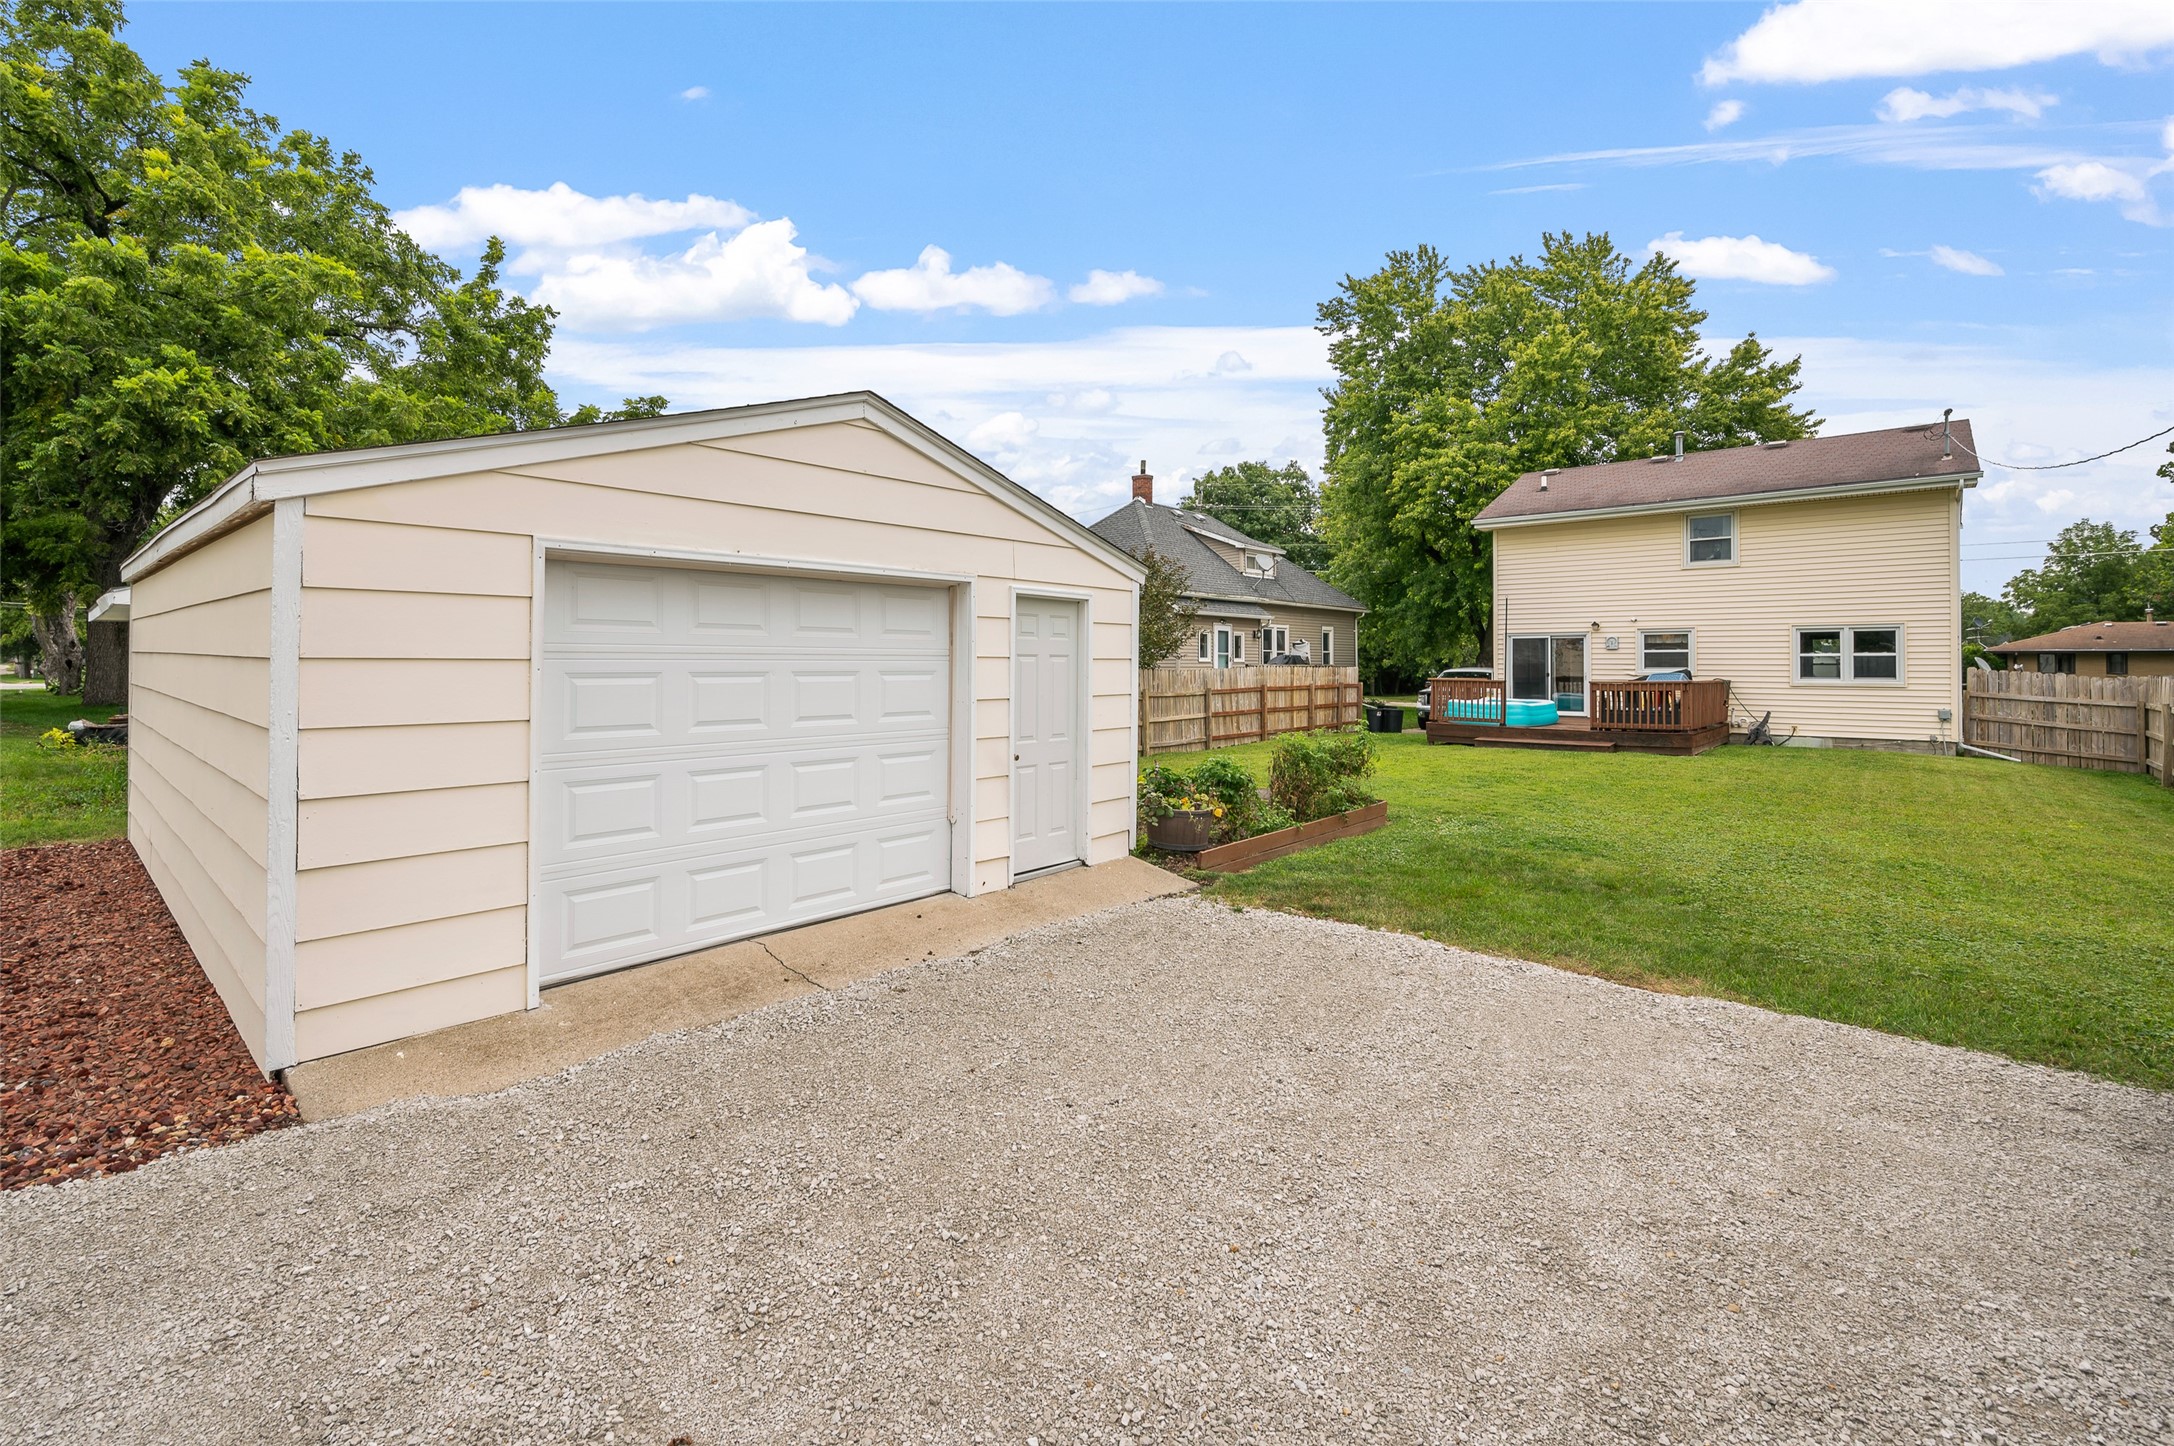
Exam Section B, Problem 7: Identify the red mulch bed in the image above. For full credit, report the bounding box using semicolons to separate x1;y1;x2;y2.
2;841;298;1190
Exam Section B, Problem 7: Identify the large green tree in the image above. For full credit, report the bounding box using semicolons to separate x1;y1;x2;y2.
2001;517;2163;634
1;0;660;702
1181;461;1330;573
1316;233;1818;677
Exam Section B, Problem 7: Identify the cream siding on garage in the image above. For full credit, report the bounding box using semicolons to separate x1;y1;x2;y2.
287;419;1136;1059
1490;486;1962;746
125;514;275;1063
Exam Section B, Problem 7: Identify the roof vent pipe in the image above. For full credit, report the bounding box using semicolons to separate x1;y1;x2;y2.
1673;430;1684;460
1942;407;1953;460
1539;467;1559;492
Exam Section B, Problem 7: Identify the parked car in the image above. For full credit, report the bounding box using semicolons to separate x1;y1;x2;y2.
1415;666;1494;718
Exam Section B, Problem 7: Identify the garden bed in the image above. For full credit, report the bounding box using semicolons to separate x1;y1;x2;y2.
1;841;298;1190
1193;799;1389;872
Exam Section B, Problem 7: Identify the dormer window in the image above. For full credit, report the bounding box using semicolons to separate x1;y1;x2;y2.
1244;551;1277;578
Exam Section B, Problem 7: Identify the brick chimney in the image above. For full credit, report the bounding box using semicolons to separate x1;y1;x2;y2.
1131;460;1153;505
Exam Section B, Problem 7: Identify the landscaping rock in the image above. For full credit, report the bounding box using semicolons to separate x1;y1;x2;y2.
0;898;2167;1444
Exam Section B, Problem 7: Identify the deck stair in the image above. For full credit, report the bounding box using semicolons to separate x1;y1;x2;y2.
1471;732;1617;752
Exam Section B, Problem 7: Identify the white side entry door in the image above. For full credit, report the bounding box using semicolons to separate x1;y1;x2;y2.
1011;597;1081;875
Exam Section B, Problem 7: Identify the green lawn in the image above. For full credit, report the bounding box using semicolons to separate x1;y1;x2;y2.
0;690;128;848
1191;731;2174;1089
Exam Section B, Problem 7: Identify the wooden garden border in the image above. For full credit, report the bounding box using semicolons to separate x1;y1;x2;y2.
1191;800;1389;873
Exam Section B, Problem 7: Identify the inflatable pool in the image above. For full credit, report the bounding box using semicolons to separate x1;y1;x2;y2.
1437;697;1560;727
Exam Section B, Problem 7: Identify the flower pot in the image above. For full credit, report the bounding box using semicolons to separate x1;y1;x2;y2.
1146;808;1218;853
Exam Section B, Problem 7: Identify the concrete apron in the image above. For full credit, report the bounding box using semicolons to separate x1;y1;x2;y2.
285;856;1194;1121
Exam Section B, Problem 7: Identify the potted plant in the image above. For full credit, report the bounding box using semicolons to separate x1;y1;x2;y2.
1138;764;1225;853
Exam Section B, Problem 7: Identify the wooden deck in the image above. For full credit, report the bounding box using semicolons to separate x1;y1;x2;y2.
1423;676;1732;756
1422;712;1730;755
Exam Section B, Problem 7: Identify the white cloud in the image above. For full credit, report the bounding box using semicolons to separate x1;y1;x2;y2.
1701;0;2174;85
2034;160;2161;223
1928;245;2003;276
1704;99;1747;132
545;325;1334;518
1876;86;2055;123
850;245;1056;316
1646;232;1835;285
1488;182;1588;195
679;86;710;102
2034;160;2149;203
394;182;752;251
1213;351;1253;374
1068;269;1164;306
529;219;858;329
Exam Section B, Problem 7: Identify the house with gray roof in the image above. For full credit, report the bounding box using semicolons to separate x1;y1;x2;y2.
1089;464;1364;669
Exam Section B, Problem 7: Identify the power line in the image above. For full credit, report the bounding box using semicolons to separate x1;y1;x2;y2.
1950;423;2174;472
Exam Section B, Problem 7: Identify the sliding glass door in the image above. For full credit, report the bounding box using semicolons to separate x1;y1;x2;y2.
1507;634;1588;713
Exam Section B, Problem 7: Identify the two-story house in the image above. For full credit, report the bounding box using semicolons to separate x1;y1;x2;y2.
1471;420;1980;752
1090;464;1365;669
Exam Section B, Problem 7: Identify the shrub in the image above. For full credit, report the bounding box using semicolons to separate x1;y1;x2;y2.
1268;729;1378;823
1136;755;1291;843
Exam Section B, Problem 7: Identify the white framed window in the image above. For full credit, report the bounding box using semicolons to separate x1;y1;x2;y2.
1321;628;1334;666
1197;631;1210;663
1684;512;1736;566
1795;625;1903;684
1232;631;1245;663
1265;625;1289;656
1639;630;1693;674
1244;551;1277;578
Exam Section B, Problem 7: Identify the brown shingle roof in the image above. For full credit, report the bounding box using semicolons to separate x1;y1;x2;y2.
1989;619;2174;655
1472;419;1979;526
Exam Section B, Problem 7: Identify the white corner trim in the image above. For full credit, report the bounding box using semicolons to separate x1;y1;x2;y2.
1472;473;1978;532
525;537;548;1010
262;497;303;1071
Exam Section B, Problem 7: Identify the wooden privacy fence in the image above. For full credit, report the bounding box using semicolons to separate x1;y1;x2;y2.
1140;665;1362;754
1963;669;2174;784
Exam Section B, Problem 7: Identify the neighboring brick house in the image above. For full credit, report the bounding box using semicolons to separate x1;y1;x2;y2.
1089;464;1364;669
1991;614;2174;677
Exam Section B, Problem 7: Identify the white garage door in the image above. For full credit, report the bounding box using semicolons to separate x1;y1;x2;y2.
536;559;952;984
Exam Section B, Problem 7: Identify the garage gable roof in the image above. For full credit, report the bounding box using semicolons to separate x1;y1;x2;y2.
122;392;1146;585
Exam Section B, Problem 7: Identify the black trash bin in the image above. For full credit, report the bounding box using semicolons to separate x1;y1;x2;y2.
1364;701;1405;734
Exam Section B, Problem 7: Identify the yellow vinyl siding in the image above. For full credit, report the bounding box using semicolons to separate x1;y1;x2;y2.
124;513;274;1065
279;420;1135;1058
1491;487;1962;746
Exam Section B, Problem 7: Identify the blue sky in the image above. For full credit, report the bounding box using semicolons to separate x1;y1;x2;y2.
132;1;2174;592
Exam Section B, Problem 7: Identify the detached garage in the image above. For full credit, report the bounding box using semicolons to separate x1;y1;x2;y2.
118;392;1144;1073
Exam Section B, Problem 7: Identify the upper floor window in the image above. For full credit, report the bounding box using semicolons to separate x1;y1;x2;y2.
1685;512;1736;566
1797;625;1901;683
1243;551;1277;578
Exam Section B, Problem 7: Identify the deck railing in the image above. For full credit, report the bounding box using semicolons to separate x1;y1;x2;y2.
1588;678;1730;733
1429;676;1508;725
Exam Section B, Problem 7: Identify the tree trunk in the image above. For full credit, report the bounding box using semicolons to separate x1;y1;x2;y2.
83;618;129;705
30;594;86;696
80;557;130;707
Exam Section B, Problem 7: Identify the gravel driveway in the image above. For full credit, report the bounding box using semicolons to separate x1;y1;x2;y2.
3;897;2168;1445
